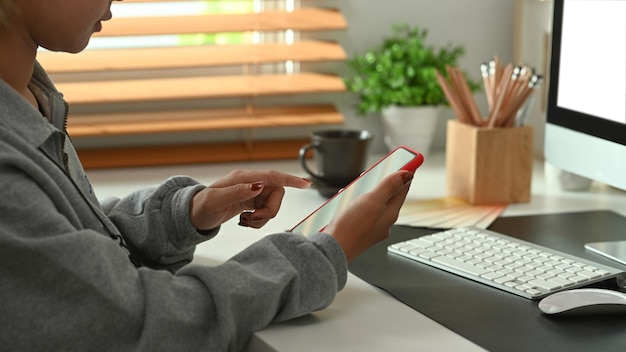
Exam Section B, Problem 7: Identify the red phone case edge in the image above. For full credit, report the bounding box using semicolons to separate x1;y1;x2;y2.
289;145;424;233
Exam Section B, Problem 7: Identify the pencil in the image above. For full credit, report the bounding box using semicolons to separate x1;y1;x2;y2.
436;70;471;124
480;62;494;110
450;67;484;126
487;63;513;128
501;84;535;127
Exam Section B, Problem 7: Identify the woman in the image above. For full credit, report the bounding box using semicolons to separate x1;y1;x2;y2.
0;0;413;350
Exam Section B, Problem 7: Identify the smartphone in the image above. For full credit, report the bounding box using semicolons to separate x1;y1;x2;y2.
290;146;424;236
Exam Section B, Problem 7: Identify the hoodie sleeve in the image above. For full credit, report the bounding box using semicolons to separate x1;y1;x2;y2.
100;176;218;269
0;155;347;351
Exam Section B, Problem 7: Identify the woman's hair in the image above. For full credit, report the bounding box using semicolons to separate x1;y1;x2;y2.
0;0;14;27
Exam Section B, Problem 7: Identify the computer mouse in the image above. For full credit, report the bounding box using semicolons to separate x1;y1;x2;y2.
538;288;626;315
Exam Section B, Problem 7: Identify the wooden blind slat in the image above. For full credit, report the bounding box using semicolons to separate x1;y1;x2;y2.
68;105;343;137
95;8;347;37
54;0;347;168
76;138;315;170
117;0;224;3
39;41;346;73
56;73;346;105
112;0;320;3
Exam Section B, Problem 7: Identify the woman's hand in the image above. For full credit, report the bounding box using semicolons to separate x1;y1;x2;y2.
190;169;312;231
324;170;413;262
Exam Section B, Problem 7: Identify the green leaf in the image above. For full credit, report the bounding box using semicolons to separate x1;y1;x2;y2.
344;22;480;116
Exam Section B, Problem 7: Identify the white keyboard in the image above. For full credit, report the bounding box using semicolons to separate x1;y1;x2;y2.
388;227;624;299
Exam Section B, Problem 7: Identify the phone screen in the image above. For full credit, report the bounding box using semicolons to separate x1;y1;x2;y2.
290;146;423;236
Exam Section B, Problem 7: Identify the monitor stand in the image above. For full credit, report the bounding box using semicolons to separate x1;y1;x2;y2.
585;240;626;288
585;240;626;266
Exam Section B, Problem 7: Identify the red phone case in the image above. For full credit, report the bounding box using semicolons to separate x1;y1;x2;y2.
290;146;424;235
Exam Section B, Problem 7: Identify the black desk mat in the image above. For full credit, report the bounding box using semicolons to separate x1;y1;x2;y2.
349;210;626;352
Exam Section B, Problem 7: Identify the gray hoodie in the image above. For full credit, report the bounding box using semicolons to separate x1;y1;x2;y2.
0;62;347;351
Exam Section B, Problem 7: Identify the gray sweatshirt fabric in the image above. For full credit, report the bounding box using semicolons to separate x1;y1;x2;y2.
0;62;347;351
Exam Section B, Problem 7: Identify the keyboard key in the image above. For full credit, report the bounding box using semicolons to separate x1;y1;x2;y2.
576;270;602;279
418;251;439;260
431;255;489;276
479;272;503;281
547;276;575;287
528;278;561;291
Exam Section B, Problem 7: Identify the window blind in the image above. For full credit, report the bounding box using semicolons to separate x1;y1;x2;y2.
36;0;347;169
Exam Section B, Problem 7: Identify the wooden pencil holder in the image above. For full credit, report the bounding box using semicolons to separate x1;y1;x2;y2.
445;120;534;205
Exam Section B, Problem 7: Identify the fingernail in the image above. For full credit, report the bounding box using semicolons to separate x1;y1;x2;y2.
402;172;414;185
251;215;264;222
250;182;264;191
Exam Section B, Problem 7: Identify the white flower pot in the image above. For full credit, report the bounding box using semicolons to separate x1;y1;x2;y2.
381;106;441;156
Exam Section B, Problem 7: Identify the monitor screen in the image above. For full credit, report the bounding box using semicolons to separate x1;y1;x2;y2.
545;0;626;190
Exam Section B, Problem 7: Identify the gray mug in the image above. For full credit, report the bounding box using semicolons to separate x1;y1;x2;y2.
299;129;373;189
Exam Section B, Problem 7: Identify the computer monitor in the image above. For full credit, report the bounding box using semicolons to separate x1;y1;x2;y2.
544;0;626;191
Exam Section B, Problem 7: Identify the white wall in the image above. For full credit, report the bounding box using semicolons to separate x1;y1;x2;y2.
515;0;553;156
338;0;516;153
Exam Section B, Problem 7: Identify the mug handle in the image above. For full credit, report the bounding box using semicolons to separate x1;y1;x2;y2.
298;143;326;184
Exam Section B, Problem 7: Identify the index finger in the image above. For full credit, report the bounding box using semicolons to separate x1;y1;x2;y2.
210;169;312;189
268;170;313;189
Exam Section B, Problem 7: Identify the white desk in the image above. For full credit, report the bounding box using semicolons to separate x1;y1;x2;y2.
88;153;626;352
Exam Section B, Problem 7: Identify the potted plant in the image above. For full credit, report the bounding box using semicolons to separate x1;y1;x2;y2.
344;23;479;154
